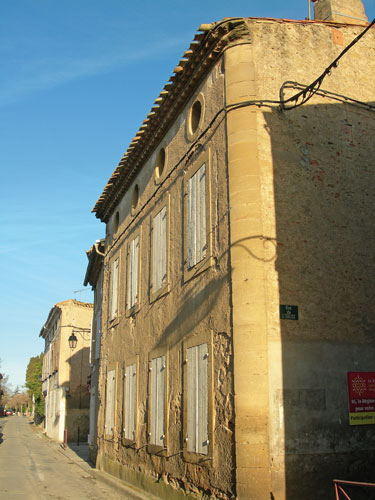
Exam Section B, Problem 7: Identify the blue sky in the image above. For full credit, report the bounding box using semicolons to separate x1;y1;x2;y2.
1;0;374;390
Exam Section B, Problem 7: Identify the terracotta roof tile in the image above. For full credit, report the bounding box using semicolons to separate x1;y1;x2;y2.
92;16;364;222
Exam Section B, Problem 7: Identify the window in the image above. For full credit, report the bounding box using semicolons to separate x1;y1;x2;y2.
187;164;206;267
187;93;205;141
113;211;120;233
126;234;140;313
183;334;213;461
150;201;169;300
148;351;168;452
123;360;138;444
184;150;211;280
155;147;166;181
109;258;119;321
105;368;116;438
95;310;101;360
131;184;139;214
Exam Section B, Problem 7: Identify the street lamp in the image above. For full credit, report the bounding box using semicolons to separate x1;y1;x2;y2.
68;332;78;350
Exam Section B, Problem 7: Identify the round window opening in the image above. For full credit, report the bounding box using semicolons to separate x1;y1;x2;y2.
132;184;139;212
155;148;166;180
114;211;120;233
190;100;202;135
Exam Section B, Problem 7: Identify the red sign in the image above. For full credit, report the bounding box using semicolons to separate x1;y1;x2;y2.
347;372;375;425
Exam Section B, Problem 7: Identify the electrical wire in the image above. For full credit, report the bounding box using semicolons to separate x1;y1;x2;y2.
280;18;375;110
104;19;375;257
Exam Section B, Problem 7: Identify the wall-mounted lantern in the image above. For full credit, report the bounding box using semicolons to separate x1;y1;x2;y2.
68;332;78;350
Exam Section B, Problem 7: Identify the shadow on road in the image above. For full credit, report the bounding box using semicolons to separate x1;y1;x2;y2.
65;443;94;468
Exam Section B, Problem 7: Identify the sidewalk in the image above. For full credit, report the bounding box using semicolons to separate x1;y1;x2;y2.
58;442;159;500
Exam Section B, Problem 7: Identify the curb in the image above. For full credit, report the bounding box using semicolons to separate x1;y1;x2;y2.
58;444;159;500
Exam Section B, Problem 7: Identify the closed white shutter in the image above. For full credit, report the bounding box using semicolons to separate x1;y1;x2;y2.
152;206;167;292
110;259;119;320
105;369;116;435
187;164;206;268
124;363;136;440
187;343;208;454
128;236;139;309
95;310;101;360
150;355;165;446
88;387;96;445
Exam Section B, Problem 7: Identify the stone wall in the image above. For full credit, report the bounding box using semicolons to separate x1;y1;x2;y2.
240;19;375;500
97;58;236;499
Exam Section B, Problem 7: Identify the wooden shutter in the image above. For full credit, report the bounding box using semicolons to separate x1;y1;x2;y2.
150;355;165;446
124;363;136;440
95;310;101;360
187;343;208;454
128;236;139;309
152;206;167;292
187;164;206;268
110;259;119;320
105;369;116;435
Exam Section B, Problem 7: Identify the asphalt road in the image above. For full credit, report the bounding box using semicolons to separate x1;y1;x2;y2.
0;416;146;499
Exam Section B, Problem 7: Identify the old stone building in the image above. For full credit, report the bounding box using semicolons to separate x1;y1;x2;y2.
84;240;105;463
40;299;93;443
88;0;375;498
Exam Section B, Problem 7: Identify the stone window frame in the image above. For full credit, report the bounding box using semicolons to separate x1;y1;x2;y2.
154;143;168;185
108;253;121;325
149;192;170;303
121;355;139;447
147;346;169;456
186;92;205;142
125;227;142;317
182;330;214;465
183;148;212;283
104;363;117;441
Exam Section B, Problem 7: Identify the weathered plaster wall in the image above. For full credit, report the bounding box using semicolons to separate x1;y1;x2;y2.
238;19;375;500
97;59;235;499
60;302;92;442
95;17;375;500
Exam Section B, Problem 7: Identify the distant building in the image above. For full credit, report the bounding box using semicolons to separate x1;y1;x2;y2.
83;240;105;464
40;299;93;443
88;0;375;499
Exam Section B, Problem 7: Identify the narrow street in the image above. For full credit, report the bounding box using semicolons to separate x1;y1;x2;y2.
0;416;149;500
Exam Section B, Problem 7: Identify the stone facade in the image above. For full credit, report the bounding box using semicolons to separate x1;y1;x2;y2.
40;300;93;443
84;240;105;464
90;5;375;500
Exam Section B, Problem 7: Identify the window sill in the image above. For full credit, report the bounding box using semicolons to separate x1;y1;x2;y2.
184;256;213;283
183;449;213;466
125;303;140;318
149;283;170;304
148;443;168;456
122;436;137;448
108;317;120;329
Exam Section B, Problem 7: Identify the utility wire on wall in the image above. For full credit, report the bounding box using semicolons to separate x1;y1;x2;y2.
105;18;375;258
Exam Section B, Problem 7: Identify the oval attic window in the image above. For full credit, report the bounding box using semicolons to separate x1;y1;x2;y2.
132;184;139;213
113;211;119;233
155;148;166;180
190;100;202;135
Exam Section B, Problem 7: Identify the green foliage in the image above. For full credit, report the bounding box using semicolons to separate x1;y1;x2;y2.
25;353;44;418
0;358;12;407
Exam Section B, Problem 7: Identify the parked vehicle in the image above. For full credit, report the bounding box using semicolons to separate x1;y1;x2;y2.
4;409;14;416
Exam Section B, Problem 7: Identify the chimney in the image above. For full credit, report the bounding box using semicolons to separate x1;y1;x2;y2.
313;0;368;25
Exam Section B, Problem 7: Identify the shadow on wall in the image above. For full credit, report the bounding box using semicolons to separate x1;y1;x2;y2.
64;347;90;443
65;347;90;410
157;230;277;351
264;101;375;500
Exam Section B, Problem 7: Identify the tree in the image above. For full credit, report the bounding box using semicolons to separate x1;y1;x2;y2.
7;390;29;413
0;359;12;412
25;354;44;421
